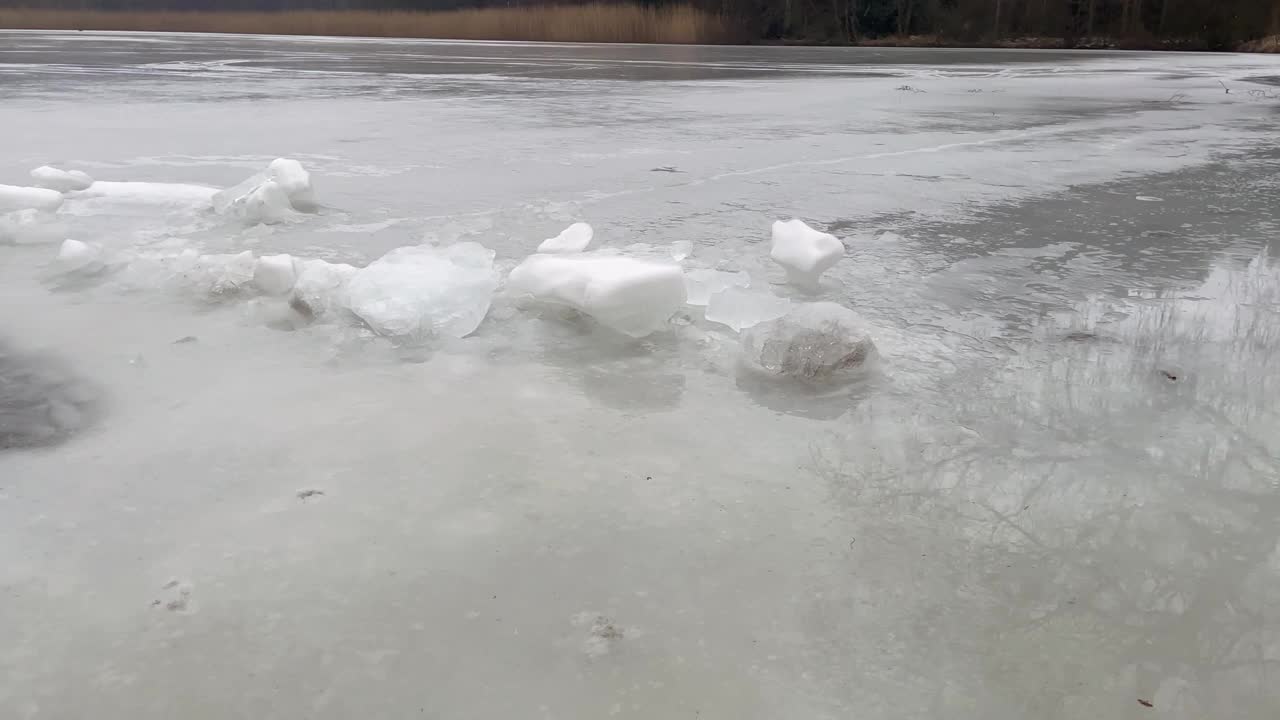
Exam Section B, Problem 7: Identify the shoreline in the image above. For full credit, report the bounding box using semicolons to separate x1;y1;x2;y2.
1;8;1276;53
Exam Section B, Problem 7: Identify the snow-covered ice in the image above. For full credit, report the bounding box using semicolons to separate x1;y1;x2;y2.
344;242;499;338
507;252;686;337
740;301;876;380
684;268;751;307
0;184;63;213
770;219;844;287
30;166;94;193
252;254;299;296
704;287;791;332
536;222;593;253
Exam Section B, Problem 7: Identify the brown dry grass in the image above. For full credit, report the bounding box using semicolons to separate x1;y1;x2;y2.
1239;35;1280;52
0;5;740;44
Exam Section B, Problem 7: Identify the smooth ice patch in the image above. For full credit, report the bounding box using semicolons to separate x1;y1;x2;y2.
536;222;594;253
770;219;844;287
30;166;94;193
684;268;750;307
740;301;877;381
344;242;499;339
0;184;63;213
507;252;686;338
704;287;791;332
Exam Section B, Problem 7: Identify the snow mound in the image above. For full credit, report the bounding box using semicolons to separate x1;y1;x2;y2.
740;302;876;381
213;158;316;222
292;259;358;318
344;242;499;339
770;219;844;287
0;184;63;213
54;239;106;275
30;166;94;193
537;222;594;253
253;254;299;296
507;252;686;338
684;268;750;307
705;287;791;332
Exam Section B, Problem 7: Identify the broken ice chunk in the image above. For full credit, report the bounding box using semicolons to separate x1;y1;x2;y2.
253;254;299;296
0;209;63;246
292;259;358;317
684;268;750;307
212;158;316;222
705;287;791;332
185;251;257;298
770;219;844;287
536;222;593;253
507;252;686;338
267;158;316;211
740;302;876;381
30;166;94;193
344;242;499;339
0;184;63;213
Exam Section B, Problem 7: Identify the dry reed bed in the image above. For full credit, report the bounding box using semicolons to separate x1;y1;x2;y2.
0;5;739;44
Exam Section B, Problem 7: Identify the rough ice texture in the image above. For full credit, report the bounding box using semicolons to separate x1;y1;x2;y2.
0;209;63;246
0;184;64;213
30;166;94;193
344;242;499;339
770;219;844;286
684;268;750;307
705;287;791;332
183;251;257;298
213;158;316;221
292;259;358;317
537;222;594;253
507;252;686;338
740;302;876;381
253;254;299;296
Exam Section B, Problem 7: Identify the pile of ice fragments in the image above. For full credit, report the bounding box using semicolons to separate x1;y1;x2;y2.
13;152;876;382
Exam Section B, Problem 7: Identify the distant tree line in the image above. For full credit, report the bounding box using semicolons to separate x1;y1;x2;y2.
9;0;1280;48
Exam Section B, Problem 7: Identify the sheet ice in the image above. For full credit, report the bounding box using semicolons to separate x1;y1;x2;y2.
69;181;219;207
704;287;791;332
0;184;63;213
536;222;594;253
29;166;93;193
740;301;876;380
507;252;686;337
344;242;499;339
770;219;844;286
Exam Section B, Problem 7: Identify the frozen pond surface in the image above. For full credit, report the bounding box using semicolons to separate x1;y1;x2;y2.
2;32;1280;719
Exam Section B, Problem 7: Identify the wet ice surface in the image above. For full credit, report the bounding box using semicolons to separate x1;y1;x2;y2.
2;31;1280;719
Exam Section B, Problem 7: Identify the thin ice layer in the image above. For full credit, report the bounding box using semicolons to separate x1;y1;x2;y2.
344;242;499;339
704;287;791;332
684;268;750;307
770;219;844;286
507;252;686;338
